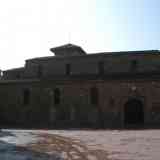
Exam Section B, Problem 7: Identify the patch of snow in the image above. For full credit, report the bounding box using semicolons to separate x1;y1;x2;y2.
0;130;40;145
61;152;68;159
0;130;63;160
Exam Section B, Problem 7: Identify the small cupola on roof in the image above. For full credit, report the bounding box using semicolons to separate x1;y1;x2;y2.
50;43;86;57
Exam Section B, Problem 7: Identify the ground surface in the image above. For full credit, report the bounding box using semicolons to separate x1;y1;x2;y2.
0;129;160;160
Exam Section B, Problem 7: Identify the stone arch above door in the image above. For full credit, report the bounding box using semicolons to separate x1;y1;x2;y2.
124;98;144;126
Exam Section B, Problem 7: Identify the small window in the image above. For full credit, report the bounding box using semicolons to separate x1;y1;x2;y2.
38;64;42;78
16;74;20;79
90;87;99;105
130;60;138;71
98;61;104;75
23;89;30;105
65;63;71;75
109;97;115;107
54;88;60;105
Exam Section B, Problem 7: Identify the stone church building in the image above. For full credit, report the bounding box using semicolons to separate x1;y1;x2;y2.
0;43;160;128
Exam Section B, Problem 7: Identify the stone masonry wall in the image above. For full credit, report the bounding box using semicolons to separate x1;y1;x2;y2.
0;78;160;128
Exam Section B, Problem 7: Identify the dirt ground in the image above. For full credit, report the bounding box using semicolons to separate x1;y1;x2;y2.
28;133;109;160
1;129;160;160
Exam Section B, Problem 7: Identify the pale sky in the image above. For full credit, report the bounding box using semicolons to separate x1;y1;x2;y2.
0;0;159;70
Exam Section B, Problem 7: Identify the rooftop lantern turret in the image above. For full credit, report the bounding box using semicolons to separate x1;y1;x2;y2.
50;43;86;57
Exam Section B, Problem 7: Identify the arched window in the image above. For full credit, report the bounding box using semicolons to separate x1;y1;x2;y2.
54;88;61;105
90;87;99;105
23;89;30;105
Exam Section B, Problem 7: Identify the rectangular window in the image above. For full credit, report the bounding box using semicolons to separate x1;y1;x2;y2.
90;87;99;105
54;88;60;105
65;63;71;75
23;89;30;105
16;74;20;79
98;61;104;75
38;65;42;78
130;60;138;71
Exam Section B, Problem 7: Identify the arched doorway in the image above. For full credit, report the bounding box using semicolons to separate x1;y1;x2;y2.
124;99;144;126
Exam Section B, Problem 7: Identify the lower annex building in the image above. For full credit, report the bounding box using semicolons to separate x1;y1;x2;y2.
0;43;160;128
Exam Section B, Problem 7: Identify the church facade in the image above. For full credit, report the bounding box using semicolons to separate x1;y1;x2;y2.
0;44;160;128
